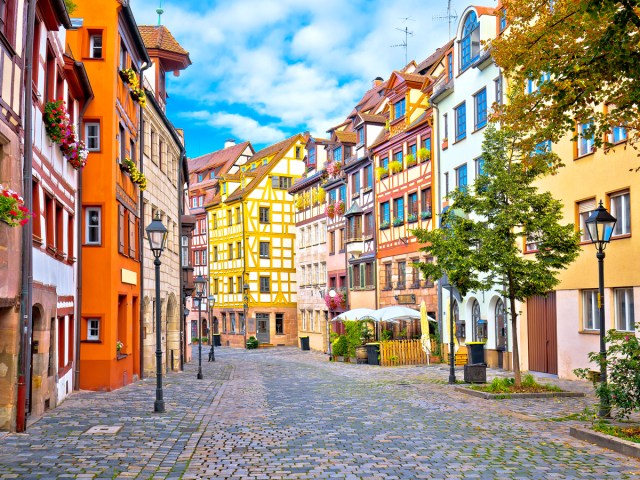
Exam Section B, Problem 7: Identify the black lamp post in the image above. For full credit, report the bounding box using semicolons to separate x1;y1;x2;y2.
194;275;207;379
208;295;216;361
441;275;458;385
146;213;168;413
585;200;617;418
243;282;249;349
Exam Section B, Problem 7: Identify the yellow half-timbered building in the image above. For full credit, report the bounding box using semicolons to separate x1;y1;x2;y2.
206;134;306;347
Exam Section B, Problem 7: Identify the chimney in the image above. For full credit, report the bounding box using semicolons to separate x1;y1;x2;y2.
373;76;384;88
224;138;236;149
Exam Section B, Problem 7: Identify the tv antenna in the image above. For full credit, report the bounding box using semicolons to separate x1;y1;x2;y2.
390;17;415;67
432;0;458;39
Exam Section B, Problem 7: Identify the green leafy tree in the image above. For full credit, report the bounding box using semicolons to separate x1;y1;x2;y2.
491;0;640;159
414;125;580;386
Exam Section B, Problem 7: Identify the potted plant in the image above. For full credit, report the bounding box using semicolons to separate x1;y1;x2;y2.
326;161;342;178
119;67;137;85
325;203;335;219
376;166;389;180
417;147;431;162
246;336;259;349
421;209;432;220
0;185;30;227
335;200;345;216
393;217;405;227
130;86;146;107
43;100;89;170
442;138;449;149
388;160;403;174
380;220;390;230
122;158;147;190
332;335;348;361
317;187;326;204
116;340;123;353
406;154;417;168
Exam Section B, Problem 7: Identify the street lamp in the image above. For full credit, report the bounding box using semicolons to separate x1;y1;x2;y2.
243;283;249;349
208;295;216;362
440;275;459;385
146;213;168;413
585;200;617;418
194;275;207;379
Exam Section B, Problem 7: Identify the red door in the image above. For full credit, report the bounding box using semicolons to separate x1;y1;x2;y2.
527;293;558;375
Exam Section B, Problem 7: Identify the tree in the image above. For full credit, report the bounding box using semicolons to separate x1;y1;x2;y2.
491;0;640;159
413;125;581;386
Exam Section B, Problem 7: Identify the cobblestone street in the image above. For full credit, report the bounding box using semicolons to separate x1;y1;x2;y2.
0;347;638;479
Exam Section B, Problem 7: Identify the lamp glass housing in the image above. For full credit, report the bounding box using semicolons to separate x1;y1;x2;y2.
194;275;207;298
586;202;617;247
146;215;168;255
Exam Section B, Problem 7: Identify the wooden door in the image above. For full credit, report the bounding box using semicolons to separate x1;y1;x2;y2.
527;292;558;375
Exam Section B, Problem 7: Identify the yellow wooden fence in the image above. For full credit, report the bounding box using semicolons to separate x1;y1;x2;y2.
379;339;428;366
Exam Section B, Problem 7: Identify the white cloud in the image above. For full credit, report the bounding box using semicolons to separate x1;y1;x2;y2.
131;0;469;145
181;110;286;144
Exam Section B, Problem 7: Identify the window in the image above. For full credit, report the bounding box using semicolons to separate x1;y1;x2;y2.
460;11;479;70
89;33;103;58
443;113;449;139
357;127;364;145
408;192;418;216
228;243;233;260
380;156;389;170
393;98;406;119
85;207;101;245
380;201;390;225
87;318;100;340
394;197;405;221
351;172;360;194
339;228;345;251
408;143;417;160
333;147;342;163
365;262;374;287
237;241;242;258
237;276;243;292
228;276;235;294
119;124;126;163
259;207;270;224
456;164;468;190
534;140;552;156
611;125;628;143
260;276;270;293
308;147;316;166
275;313;284;334
578;121;595;156
393;150;403;168
181;236;190;266
474;88;487;130
0;0;18;45
411;261;420;288
339;185;347;202
610;191;630;237
384;263;392;289
329;230;336;254
227;210;232;226
230;313;236;333
364;212;373;237
198;174;203;182
421;188;431;212
475;157;485;177
213;246;218;261
582;289;599;331
577;198;596;242
447;52;453;80
84;122;100;151
259;241;270;258
119;40;128;70
295;146;302;159
397;261;406;289
615;288;635;332
500;9;507;31
455;102;466;141
495;76;503;105
271;176;292;190
210;171;215;180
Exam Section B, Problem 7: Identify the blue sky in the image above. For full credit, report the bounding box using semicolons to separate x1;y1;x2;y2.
131;0;482;158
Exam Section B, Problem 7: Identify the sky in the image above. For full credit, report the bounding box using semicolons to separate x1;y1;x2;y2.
131;0;487;158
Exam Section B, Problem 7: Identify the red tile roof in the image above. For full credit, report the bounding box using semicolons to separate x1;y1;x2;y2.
188;141;252;176
138;25;189;55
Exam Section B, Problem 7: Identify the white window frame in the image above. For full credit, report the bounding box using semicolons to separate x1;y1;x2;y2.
582;289;599;331
615;288;635;332
87;318;100;340
89;33;102;59
577;198;596;243
578;122;595;156
609;191;630;237
85;207;101;245
85;122;100;151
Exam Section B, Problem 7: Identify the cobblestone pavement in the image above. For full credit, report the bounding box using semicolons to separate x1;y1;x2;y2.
0;347;638;479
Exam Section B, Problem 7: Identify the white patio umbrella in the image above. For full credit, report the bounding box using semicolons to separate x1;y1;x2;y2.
331;308;379;322
373;306;421;322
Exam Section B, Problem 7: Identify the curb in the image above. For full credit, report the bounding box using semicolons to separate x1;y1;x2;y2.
570;426;640;460
454;386;586;400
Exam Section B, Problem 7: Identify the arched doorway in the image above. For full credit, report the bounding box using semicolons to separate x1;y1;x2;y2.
166;294;179;372
471;299;481;341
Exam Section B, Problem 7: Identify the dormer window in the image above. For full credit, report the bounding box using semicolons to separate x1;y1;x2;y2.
393;98;406;120
460;11;480;71
357;127;364;145
333;147;342;163
308;147;316;167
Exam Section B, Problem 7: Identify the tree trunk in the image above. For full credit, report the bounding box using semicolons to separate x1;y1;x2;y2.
508;274;521;387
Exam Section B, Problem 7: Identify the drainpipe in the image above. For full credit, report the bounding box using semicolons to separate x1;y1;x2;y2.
138;62;152;379
431;101;444;358
74;87;94;392
242;199;248;348
17;0;38;433
177;148;186;371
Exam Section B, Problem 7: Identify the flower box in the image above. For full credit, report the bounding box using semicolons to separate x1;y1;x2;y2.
405;154;417;168
376;167;389;180
421;210;432;220
442;138;449;150
1;185;30;227
380;221;390;230
407;214;418;223
417;148;431;162
393;218;405;227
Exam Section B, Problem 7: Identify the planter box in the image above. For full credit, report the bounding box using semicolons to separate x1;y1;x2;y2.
454;386;586;400
570;426;640;460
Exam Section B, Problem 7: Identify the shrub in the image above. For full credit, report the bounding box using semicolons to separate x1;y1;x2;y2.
575;326;640;419
332;335;348;356
246;336;259;349
345;321;364;358
487;377;514;393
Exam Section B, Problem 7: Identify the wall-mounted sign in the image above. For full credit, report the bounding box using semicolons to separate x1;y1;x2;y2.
395;294;416;305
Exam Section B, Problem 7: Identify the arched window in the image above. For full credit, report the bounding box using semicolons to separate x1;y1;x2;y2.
495;299;507;349
460;11;480;71
471;299;481;340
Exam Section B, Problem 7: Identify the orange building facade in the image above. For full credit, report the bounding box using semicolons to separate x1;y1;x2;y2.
67;0;150;390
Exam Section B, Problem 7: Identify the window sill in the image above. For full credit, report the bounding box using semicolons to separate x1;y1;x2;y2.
453;135;467;144
472;123;487;134
390;116;405;127
363;187;372;193
579;330;599;335
82;340;102;344
575;150;596;160
117;353;128;360
611;233;631;241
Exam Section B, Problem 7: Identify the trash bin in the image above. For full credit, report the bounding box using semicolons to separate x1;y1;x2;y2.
300;336;310;351
466;341;486;365
213;334;221;347
366;343;380;365
464;364;487;383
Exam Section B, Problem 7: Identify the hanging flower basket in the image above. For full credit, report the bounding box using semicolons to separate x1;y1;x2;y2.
43;100;89;170
326;161;342;178
335;200;345;216
122;158;147;190
325;203;335;219
119;68;137;85
130;87;146;107
0;185;30;227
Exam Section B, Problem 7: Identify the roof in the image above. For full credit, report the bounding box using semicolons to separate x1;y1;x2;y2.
415;39;454;74
358;113;386;124
224;133;305;203
188;141;252;175
138;25;189;55
395;72;426;84
335;131;357;144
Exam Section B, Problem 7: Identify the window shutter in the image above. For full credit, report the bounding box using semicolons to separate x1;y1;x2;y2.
271;176;279;189
578;199;596;213
129;213;136;258
118;205;125;254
